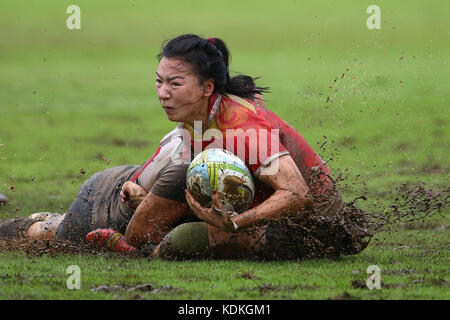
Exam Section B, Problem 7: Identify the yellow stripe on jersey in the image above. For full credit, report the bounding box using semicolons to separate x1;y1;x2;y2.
224;93;257;114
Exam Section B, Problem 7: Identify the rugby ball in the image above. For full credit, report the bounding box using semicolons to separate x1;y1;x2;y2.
186;148;255;213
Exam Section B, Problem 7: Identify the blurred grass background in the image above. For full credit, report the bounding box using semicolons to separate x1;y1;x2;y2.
0;0;448;299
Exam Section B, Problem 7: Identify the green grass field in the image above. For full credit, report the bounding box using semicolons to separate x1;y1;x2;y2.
0;0;448;300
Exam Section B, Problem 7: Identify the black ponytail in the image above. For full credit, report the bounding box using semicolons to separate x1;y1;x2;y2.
157;34;269;101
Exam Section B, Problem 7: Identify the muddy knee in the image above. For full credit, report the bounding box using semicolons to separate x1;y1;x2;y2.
0;212;62;239
158;222;210;260
0;217;39;239
26;214;64;240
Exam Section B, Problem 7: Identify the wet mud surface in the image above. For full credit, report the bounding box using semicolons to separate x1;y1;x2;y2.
0;179;448;260
0;238;146;259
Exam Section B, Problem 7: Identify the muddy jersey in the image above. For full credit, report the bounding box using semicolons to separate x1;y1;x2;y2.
256;107;332;195
130;128;188;198
181;93;288;176
180;93;332;201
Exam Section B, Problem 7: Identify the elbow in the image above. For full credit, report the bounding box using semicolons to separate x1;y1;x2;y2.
125;224;145;248
125;221;161;248
124;226;137;247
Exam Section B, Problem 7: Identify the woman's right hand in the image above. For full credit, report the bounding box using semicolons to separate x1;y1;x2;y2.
185;189;238;232
120;181;148;208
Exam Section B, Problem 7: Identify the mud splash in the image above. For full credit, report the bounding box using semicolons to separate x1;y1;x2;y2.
259;167;449;261
346;183;449;234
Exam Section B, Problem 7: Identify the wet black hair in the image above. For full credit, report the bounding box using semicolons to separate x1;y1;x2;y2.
157;34;269;100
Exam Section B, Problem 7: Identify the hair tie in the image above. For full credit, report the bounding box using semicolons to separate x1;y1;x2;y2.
207;37;222;58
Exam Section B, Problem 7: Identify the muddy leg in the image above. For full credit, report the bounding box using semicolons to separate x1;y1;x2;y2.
0;213;65;241
25;214;65;241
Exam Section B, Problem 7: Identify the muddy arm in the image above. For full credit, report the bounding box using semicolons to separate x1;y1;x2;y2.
232;155;313;229
125;192;189;248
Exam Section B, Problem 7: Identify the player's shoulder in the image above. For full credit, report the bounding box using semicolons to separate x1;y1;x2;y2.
220;93;257;114
220;93;281;121
215;93;266;129
159;127;182;146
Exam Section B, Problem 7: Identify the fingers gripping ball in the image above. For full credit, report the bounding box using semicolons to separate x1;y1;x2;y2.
186;148;255;213
86;228;137;253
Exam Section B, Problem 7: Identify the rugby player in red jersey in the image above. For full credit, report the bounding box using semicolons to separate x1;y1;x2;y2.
124;34;370;259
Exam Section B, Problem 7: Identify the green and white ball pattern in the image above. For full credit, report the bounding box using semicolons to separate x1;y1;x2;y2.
186;148;255;213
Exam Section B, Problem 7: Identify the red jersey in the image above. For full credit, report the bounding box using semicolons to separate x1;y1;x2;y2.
181;93;333;200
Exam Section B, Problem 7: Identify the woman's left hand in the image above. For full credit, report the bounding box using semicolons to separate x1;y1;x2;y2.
185;189;236;232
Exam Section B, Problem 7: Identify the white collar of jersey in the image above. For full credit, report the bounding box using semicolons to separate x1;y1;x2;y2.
208;94;222;121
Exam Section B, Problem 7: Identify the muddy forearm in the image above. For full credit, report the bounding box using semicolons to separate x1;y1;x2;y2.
232;155;313;229
125;192;189;248
233;189;313;229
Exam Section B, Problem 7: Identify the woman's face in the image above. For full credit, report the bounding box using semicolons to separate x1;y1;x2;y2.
156;57;212;124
